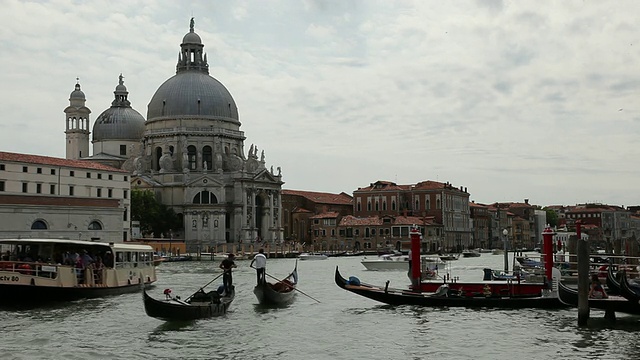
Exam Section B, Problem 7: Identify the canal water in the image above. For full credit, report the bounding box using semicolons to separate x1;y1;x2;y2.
1;254;639;360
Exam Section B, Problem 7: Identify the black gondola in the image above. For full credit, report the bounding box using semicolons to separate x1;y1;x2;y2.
334;266;566;309
619;270;640;302
253;261;298;306
557;281;640;315
143;286;234;321
606;265;621;295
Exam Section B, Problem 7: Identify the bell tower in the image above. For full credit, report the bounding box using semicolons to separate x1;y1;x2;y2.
64;79;91;159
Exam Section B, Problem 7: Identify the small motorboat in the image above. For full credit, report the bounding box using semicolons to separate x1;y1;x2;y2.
299;253;328;261
143;285;235;321
461;249;481;258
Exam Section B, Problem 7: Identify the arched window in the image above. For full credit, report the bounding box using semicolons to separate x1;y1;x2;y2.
188;145;197;170
202;146;212;170
154;147;162;171
192;190;218;204
31;220;47;230
88;221;102;230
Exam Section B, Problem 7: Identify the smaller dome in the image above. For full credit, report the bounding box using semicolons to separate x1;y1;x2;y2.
182;31;202;45
93;107;145;141
70;83;85;100
116;84;127;92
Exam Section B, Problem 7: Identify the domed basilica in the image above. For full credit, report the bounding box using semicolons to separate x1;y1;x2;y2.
64;19;284;248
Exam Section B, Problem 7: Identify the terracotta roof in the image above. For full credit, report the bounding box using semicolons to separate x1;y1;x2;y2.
339;215;383;226
338;215;435;226
353;180;411;192
282;189;352;205
0;151;127;173
310;211;339;219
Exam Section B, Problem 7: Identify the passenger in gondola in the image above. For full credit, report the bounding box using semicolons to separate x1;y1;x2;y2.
219;253;237;294
589;274;608;299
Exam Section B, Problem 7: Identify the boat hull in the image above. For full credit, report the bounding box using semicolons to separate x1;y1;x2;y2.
0;282;153;304
253;262;298;306
143;288;234;321
335;267;565;309
558;281;640;315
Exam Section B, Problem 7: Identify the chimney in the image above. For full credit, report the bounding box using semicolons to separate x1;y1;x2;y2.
525;199;529;204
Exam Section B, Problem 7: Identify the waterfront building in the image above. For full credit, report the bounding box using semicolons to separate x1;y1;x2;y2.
281;189;353;246
353;180;472;252
0;151;130;241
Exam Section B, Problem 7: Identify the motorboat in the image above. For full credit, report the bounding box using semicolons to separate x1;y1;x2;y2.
298;253;328;261
361;254;443;271
461;249;481;258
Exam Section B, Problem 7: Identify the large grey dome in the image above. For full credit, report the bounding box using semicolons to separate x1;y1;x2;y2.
93;74;145;141
147;18;239;122
147;72;239;121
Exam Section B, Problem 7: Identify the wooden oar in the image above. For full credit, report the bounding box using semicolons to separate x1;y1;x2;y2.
185;272;224;301
252;265;321;303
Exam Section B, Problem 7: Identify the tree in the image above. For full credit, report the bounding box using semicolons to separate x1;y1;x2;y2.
131;189;181;237
543;207;559;228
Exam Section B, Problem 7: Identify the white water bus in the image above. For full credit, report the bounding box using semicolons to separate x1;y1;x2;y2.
0;238;157;304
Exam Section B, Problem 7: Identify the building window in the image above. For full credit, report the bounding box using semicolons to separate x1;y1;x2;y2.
124;176;128;181
36;184;42;194
70;170;75;177
0;181;4;191
37;168;42;174
124;190;128;199
88;221;102;230
97;173;102;179
22;166;27;173
0;164;4;170
31;220;48;229
123;231;128;242
97;188;102;197
392;201;396;211
109;174;113;180
192;190;218;204
120;145;127;156
203;146;212;169
50;184;55;194
69;186;74;196
22;183;27;193
188;145;197;170
108;189;113;198
86;172;91;178
123;208;128;221
51;169;56;175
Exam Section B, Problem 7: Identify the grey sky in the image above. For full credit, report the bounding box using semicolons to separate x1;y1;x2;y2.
1;0;638;207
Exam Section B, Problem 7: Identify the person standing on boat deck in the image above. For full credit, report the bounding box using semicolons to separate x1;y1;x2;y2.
250;249;267;285
219;253;237;293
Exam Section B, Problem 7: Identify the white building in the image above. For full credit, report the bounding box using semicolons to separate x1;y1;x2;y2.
0;151;130;241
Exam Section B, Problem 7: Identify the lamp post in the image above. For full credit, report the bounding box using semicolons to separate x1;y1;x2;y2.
503;228;509;273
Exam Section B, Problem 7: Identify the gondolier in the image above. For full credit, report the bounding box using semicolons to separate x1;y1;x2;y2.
219;253;237;294
250;248;267;285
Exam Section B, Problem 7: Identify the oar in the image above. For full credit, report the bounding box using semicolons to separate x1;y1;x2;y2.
185;272;224;301
252;265;321;303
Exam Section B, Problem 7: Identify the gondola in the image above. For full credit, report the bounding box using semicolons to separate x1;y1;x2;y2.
253;261;298;306
557;281;640;315
143;286;235;321
606;265;621;295
335;266;566;309
619;270;640;302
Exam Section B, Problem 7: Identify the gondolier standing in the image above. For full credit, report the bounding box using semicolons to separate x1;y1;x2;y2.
219;253;237;294
250;248;267;285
